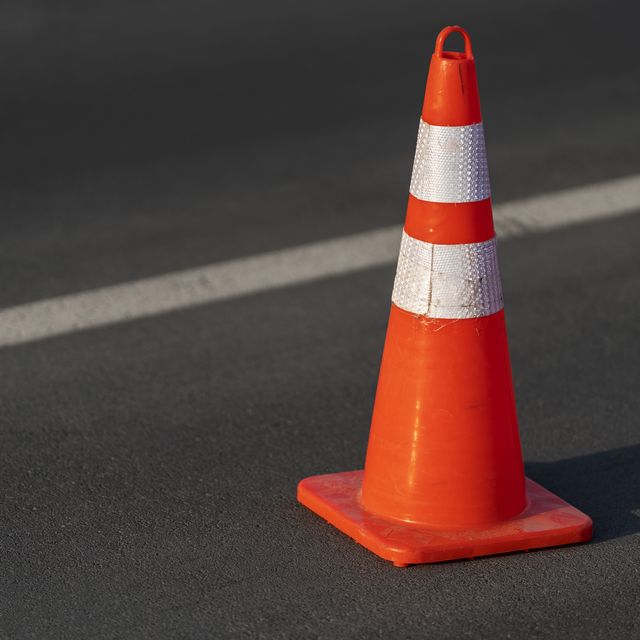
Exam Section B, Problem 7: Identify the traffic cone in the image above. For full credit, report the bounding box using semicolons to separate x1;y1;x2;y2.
297;26;592;566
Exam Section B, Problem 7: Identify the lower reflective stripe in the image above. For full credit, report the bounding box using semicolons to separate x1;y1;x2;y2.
391;231;503;319
409;121;491;203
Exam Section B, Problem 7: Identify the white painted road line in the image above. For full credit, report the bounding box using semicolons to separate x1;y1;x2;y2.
0;174;639;347
493;174;640;237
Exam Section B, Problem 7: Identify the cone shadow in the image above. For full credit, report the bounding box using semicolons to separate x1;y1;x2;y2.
527;444;640;543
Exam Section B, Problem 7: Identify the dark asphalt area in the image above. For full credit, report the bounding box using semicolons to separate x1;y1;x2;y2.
1;1;639;638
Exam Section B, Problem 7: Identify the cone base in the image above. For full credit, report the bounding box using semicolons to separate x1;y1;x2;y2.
297;471;592;566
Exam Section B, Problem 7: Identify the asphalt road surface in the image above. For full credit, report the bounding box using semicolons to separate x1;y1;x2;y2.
1;1;639;638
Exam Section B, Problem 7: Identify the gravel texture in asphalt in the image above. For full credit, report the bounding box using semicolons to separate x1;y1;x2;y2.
1;1;639;637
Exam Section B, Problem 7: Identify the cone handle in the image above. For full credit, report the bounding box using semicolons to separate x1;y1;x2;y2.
434;25;473;59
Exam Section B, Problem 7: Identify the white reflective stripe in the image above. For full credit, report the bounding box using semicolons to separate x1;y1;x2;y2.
409;121;491;203
391;231;503;319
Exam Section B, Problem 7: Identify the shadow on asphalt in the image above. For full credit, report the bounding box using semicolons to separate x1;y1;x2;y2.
527;444;640;542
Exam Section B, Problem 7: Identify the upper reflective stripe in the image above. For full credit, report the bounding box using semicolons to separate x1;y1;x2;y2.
392;231;503;319
409;121;491;203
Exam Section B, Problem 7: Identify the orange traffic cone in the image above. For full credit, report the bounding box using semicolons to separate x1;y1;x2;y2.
297;26;592;566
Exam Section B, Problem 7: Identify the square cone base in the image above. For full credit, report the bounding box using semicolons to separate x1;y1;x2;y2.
297;471;592;566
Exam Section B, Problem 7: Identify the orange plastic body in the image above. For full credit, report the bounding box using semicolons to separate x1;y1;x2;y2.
405;196;494;244
361;306;526;527
297;26;592;565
